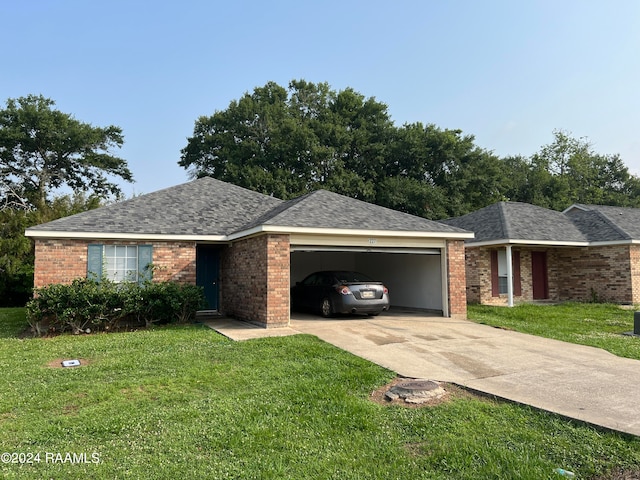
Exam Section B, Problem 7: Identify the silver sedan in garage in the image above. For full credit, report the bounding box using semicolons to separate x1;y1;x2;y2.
291;271;390;317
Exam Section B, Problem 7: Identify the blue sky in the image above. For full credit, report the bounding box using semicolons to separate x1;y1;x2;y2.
2;0;639;196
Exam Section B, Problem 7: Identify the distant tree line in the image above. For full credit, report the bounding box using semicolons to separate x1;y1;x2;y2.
3;83;640;305
180;80;640;219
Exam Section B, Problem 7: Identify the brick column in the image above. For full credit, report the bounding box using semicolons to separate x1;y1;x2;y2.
446;239;467;318
220;234;290;328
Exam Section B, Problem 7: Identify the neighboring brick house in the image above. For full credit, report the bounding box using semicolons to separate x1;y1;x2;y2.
442;202;640;306
26;177;473;327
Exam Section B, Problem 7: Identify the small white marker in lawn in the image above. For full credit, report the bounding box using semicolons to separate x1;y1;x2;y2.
61;360;81;367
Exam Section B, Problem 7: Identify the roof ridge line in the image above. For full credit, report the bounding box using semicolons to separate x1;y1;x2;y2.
497;201;510;239
587;209;632;240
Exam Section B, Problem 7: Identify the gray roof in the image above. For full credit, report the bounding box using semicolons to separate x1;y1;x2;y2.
442;202;588;244
443;201;640;245
564;204;640;242
239;190;468;234
27;177;283;236
27;177;469;238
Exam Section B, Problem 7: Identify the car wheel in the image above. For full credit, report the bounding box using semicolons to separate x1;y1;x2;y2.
320;298;333;318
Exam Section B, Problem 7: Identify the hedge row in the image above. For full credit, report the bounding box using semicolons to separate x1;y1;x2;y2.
26;279;207;336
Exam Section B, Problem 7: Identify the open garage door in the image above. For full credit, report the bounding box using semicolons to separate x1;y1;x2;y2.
290;247;444;313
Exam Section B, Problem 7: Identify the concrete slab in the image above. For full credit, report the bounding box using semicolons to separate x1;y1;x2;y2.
205;310;640;437
203;318;300;341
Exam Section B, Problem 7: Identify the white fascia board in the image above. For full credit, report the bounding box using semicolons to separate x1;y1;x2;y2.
467;238;590;248
588;239;640;246
562;204;588;214
24;230;228;242
226;224;474;241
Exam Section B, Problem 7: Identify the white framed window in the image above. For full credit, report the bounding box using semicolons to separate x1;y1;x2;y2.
497;250;508;294
87;244;153;284
104;245;139;282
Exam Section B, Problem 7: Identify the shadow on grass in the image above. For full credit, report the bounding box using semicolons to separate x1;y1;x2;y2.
0;307;29;339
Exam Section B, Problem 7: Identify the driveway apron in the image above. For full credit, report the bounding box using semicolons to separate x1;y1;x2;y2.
288;311;640;437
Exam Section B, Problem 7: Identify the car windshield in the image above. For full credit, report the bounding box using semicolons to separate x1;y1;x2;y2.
334;271;373;283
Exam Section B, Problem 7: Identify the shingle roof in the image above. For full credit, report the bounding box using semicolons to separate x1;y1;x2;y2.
565;204;640;241
238;190;468;234
26;177;470;239
442;202;589;244
26;177;284;236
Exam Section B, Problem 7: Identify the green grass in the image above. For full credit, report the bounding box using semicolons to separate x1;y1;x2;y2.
1;308;639;479
468;302;640;361
0;308;29;338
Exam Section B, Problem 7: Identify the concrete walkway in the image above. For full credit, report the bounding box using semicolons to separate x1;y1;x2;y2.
206;311;640;437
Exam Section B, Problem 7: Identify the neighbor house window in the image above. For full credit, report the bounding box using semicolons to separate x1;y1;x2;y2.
497;250;509;294
87;244;153;284
490;249;522;297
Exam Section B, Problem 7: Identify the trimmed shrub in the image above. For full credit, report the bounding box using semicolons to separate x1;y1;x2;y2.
26;279;206;336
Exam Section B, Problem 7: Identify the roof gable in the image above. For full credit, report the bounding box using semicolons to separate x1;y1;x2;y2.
238;190;469;234
565;204;640;241
443;202;588;244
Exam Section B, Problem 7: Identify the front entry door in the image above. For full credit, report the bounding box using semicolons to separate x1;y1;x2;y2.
196;245;220;310
531;251;548;300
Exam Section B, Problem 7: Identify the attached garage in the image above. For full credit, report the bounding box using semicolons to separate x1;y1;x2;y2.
290;234;449;315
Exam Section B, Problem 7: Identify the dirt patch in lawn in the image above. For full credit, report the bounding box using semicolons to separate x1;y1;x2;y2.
45;358;90;368
594;469;640;480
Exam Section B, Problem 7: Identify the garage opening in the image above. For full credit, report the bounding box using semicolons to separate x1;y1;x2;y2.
290;247;443;313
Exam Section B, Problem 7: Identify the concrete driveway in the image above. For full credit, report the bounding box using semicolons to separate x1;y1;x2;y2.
209;310;640;437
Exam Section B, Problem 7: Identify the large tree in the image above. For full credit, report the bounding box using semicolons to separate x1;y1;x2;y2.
179;80;394;201
0;94;132;210
515;130;640;210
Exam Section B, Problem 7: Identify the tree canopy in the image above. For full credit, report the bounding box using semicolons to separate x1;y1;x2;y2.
0;94;133;210
180;80;509;219
181;80;640;218
0;94;131;306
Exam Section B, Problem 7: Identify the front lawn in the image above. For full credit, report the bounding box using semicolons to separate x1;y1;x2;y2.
1;308;639;479
468;303;640;361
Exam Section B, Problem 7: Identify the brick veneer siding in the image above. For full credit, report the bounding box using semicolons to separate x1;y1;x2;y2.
555;245;635;304
465;244;639;306
32;239;196;288
220;234;290;328
446;240;467;318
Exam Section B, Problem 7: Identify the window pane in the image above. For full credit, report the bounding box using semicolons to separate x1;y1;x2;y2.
498;276;508;294
497;250;508;276
102;245;138;283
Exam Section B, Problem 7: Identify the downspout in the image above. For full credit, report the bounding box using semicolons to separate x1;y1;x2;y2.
506;245;514;307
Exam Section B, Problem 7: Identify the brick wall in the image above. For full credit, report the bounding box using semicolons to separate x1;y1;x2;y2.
32;239;196;288
465;244;637;305
446;240;467;318
555;245;633;303
220;234;290;328
630;245;640;304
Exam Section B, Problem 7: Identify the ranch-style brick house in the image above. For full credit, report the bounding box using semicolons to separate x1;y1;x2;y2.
25;177;473;327
442;201;640;306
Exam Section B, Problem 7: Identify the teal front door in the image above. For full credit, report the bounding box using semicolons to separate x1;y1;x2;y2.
196;245;220;310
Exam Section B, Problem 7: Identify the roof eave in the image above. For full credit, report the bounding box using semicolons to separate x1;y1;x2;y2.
227;225;475;241
24;230;228;242
467;238;590;247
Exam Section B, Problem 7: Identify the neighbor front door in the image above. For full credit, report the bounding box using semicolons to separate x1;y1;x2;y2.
531;251;548;300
